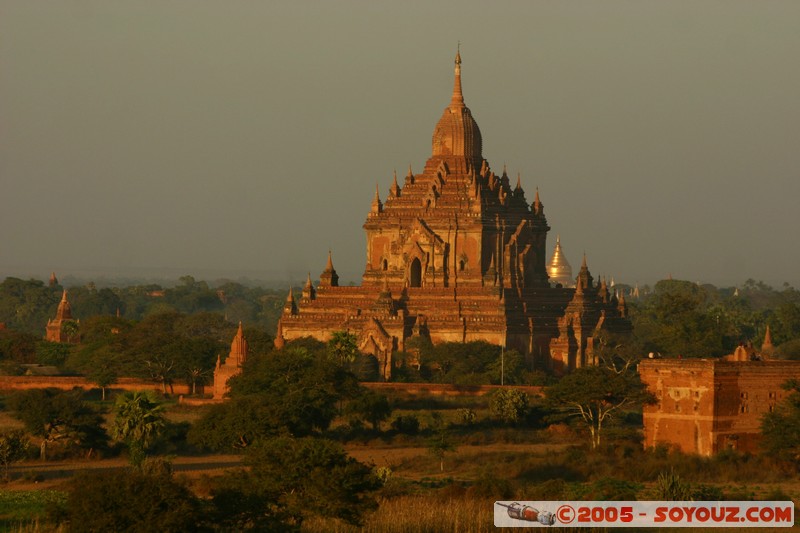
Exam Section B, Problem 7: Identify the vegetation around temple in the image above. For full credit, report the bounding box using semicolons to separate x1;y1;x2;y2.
1;275;800;529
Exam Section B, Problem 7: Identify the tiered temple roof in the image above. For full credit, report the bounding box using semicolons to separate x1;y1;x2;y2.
275;51;630;376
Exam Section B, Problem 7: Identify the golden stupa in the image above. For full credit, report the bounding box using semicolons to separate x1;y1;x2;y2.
548;235;573;287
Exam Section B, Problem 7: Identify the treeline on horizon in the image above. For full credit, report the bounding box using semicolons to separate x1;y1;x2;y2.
0;274;799;386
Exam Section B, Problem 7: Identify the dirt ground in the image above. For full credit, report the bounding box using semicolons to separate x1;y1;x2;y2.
2;442;568;491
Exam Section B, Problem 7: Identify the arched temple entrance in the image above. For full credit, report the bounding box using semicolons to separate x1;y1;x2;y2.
410;258;422;287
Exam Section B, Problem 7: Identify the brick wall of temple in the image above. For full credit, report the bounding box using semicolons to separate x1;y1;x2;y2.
640;359;800;456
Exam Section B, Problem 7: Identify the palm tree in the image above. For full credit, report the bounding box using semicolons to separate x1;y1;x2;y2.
112;391;166;467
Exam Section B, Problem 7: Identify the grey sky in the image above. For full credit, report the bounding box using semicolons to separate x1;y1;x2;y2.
2;1;799;287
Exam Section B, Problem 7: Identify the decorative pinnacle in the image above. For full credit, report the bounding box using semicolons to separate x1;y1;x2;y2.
450;47;464;108
533;187;542;213
325;250;335;272
516;173;522;191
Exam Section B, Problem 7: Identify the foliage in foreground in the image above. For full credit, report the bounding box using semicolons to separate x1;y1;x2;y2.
0;490;67;530
62;461;205;533
7;388;107;460
761;378;800;468
111;391;166;467
211;436;380;530
548;365;653;449
189;345;361;450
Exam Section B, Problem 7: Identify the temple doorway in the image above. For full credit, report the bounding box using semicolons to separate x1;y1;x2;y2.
410;258;422;287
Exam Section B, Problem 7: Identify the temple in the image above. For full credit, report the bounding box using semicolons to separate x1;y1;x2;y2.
640;333;799;455
275;51;630;378
45;290;80;343
213;322;248;399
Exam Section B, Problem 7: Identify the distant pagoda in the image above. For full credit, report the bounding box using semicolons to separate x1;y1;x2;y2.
45;290;80;343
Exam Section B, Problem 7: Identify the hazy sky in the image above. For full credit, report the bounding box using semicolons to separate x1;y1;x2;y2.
2;1;799;287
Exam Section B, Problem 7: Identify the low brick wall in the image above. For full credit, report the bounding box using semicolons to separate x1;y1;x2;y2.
0;376;539;399
0;376;196;396
363;382;543;397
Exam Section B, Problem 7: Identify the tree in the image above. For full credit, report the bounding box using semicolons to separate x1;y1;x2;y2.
761;379;800;467
631;279;726;357
64;465;207;532
112;391;166;467
547;365;653;450
210;436;379;529
8;388;107;460
346;390;391;430
190;347;361;451
427;425;456;472
489;388;529;425
0;328;38;364
60;320;80;343
35;340;71;367
0;430;28;481
86;355;119;401
487;348;527;385
328;331;360;365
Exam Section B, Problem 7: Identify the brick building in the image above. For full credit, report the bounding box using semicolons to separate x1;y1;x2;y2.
640;357;800;456
213;322;248;399
275;51;630;378
45;290;80;343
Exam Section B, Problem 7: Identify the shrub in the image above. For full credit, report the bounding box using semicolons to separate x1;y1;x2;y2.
467;471;514;499
391;415;420;435
457;408;477;426
655;469;693;500
490;389;529;425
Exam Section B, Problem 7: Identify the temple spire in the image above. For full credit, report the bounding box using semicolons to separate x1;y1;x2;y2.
302;272;316;301
284;287;298;315
320;250;340;287
450;47;464;108
371;183;383;213
390;170;401;197
326;250;334;271
533;187;543;215
762;325;774;355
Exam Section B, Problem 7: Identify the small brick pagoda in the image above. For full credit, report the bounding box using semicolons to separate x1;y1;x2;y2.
213;322;248;399
45;290;80;343
275;51;630;378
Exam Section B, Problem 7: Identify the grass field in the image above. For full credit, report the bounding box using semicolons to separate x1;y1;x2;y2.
1;390;799;531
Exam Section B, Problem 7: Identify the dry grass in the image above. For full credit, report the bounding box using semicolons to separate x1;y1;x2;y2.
303;495;495;533
0;411;24;431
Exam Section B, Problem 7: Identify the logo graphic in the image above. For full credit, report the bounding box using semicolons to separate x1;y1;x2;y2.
557;504;576;524
495;502;556;525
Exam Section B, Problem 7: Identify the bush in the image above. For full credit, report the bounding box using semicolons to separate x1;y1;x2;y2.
467;471;514;499
490;389;529;425
655;469;693;500
391;415;420;435
457;408;477;426
64;467;206;532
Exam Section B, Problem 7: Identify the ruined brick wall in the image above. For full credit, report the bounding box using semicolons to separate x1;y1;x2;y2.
640;359;800;456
